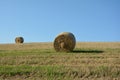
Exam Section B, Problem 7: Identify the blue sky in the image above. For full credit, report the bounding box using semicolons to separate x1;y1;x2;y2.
0;0;120;43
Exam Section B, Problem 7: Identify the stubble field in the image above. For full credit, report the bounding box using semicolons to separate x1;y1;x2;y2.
0;42;120;80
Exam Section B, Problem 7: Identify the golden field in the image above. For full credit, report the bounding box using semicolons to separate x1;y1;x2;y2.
0;42;120;80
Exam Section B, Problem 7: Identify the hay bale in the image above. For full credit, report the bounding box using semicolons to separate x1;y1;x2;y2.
15;37;24;43
54;32;76;52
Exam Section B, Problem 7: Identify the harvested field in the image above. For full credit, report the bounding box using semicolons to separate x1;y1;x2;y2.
0;42;120;80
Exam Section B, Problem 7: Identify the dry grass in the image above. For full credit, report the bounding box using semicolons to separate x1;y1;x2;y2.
0;42;52;50
0;42;120;80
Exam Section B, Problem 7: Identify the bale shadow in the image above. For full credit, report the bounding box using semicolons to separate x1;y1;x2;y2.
72;50;104;53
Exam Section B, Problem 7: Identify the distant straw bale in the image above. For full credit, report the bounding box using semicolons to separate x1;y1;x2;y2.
15;37;24;43
54;32;76;52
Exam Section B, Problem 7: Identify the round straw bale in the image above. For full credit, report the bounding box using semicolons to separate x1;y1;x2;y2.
54;32;76;52
15;37;24;43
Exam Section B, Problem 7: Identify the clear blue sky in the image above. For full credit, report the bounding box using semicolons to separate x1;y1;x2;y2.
0;0;120;43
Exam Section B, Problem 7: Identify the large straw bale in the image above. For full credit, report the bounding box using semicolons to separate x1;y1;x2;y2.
54;32;76;52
